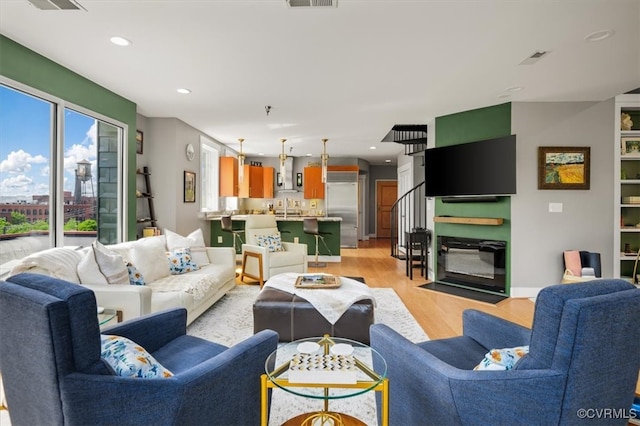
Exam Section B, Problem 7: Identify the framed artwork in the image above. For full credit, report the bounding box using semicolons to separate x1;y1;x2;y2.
184;171;196;203
136;130;144;155
538;146;590;190
621;137;640;157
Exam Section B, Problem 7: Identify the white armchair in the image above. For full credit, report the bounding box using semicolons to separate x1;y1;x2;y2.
241;215;308;285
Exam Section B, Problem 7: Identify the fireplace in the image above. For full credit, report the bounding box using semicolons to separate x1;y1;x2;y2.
436;235;507;294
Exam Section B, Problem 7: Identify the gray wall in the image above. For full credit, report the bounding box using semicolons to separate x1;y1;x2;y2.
143;116;228;246
510;100;614;296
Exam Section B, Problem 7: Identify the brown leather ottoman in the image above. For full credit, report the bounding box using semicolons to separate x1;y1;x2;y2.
253;287;374;344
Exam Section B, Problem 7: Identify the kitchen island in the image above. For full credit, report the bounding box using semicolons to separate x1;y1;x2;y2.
208;215;341;262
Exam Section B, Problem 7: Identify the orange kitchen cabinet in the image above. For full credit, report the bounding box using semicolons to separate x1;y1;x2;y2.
238;165;264;198
304;167;325;199
219;157;238;196
263;166;275;199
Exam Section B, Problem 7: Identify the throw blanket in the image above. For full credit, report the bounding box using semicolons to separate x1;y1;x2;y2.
150;273;221;301
264;272;376;324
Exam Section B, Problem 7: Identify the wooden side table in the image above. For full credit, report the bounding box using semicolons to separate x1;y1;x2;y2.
241;251;264;288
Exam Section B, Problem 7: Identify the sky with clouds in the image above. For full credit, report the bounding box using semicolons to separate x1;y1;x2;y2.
0;85;97;199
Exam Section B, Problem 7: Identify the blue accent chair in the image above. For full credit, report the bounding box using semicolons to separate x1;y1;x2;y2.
0;273;279;426
370;280;640;425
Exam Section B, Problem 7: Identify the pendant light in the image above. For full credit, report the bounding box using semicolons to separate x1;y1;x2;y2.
321;138;329;183
279;138;287;182
237;138;245;182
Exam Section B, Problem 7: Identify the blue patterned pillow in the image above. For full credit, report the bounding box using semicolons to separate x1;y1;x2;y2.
166;247;199;275
124;261;146;285
255;234;285;252
100;335;173;379
474;346;529;371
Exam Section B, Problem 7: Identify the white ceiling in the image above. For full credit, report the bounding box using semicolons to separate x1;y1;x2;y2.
1;0;639;165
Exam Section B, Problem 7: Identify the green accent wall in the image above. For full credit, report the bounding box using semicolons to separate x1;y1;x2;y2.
434;102;512;294
0;35;138;240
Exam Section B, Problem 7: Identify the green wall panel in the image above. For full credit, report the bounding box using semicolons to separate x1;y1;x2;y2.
0;35;138;240
436;102;512;147
433;102;512;294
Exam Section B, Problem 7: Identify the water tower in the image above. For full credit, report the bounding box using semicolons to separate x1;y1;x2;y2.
74;159;94;205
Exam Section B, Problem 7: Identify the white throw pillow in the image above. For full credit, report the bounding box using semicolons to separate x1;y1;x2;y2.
164;228;209;266
128;235;171;283
9;247;83;283
77;241;129;285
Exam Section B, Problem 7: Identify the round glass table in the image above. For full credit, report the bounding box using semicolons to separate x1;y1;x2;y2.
261;335;388;426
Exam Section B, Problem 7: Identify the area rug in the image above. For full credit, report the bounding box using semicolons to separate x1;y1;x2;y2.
187;285;428;425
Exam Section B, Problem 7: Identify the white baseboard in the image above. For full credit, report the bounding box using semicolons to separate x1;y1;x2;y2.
509;287;543;298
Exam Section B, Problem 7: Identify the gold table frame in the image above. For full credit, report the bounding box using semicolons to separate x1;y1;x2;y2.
260;335;389;426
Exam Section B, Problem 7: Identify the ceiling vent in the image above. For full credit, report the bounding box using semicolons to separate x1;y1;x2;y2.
519;50;549;65
286;0;337;8
26;0;84;10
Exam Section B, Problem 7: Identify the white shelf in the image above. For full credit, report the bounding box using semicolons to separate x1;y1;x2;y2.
614;94;640;279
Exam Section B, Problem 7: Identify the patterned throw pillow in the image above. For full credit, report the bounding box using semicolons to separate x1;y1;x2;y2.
474;346;529;371
255;234;285;252
166;248;199;275
100;335;173;379
164;228;210;266
124;261;145;285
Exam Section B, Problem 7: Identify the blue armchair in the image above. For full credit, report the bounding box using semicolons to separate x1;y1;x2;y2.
0;273;278;426
370;280;640;425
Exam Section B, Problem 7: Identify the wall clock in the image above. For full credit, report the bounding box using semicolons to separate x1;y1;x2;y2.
186;143;195;161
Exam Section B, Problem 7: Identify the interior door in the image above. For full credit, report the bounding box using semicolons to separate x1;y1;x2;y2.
376;180;397;238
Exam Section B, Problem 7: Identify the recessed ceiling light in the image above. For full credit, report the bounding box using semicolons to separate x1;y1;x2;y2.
258;153;264;156
498;94;510;99
306;153;312;157
385;159;391;163
370;146;377;150
507;86;523;92
110;36;131;46
176;88;191;94
585;29;615;42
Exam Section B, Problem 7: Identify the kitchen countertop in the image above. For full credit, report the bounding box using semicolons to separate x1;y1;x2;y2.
207;214;342;222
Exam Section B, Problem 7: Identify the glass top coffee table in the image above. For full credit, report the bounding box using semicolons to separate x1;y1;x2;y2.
261;335;388;426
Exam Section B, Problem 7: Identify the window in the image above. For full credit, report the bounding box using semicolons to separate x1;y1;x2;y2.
0;82;125;271
200;136;219;212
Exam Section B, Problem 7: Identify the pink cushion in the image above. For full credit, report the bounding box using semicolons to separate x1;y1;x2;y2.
563;250;582;276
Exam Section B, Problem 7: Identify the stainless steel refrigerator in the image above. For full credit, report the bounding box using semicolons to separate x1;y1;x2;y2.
326;172;358;248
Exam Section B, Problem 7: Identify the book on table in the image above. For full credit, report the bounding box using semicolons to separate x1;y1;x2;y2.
288;353;357;384
294;274;341;289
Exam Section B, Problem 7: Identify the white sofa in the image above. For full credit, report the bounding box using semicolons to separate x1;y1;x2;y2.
8;234;235;325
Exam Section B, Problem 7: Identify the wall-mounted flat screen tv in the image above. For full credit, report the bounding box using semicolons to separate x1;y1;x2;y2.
424;135;516;198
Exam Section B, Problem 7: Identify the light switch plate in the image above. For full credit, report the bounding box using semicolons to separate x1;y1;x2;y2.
549;202;563;213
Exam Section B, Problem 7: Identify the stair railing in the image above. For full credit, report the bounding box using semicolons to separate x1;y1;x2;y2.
390;181;426;258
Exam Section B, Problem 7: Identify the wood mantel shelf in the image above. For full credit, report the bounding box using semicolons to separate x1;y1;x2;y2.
434;216;504;226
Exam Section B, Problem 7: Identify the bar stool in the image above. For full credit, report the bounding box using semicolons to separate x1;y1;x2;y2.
220;216;244;255
303;218;332;267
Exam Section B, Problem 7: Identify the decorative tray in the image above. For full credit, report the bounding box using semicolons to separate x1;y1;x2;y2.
294;274;341;289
